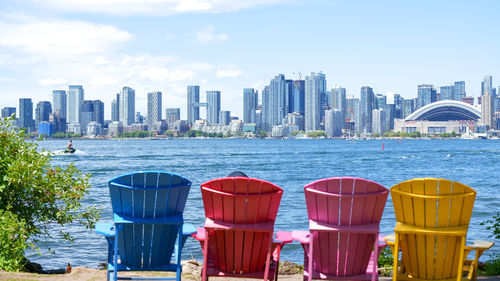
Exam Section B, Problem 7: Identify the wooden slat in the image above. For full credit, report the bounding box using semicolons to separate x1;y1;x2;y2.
326;178;341;275
338;178;354;276
423;179;438;280
221;179;235;273
399;180;417;276
411;180;426;278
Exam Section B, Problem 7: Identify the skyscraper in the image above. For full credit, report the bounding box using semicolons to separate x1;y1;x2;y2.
417;84;436;108
35;101;52;126
243;88;258;124
261;86;270;131
52;90;67;120
481;93;494;129
19;98;33;131
67;85;84;124
1;107;16;118
165;108;180;129
120;86;135;126
206;91;221;124
187;85;200;123
291;80;305;114
325;109;343;137
482;75;493;96
440;86;454;101
147;91;162;130
360;86;374;134
80;100;94;132
454;81;466;101
92;100;104;125
111;93;119;122
219;111;231;125
305;72;326;132
372;109;387;135
331;86;347;119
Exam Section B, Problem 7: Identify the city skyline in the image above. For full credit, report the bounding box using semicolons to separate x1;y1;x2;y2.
1;1;500;119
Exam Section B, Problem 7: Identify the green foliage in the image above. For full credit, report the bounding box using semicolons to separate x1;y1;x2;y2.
377;246;393;276
0;117;99;267
373;132;380;138
50;132;81;138
290;130;303;136
164;131;174;138
408;131;421;138
479;254;500;275
118;131;152;138
0;210;28;271
306;131;327;138
256;130;267;138
481;212;500;240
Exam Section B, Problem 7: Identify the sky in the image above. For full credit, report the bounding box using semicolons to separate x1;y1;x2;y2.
0;0;499;119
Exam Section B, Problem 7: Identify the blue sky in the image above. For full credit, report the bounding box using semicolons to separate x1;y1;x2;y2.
0;0;499;119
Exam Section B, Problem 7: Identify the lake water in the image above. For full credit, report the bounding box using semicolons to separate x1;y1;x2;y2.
30;139;500;269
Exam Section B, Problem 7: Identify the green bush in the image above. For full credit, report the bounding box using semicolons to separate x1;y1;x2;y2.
0;117;99;270
377;246;393;276
0;210;28;271
479;254;500;276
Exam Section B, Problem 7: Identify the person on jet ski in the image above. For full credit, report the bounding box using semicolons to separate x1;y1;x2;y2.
67;140;73;151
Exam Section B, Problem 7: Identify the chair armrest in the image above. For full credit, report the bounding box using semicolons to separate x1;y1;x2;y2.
183;223;197;236
383;233;395;246
465;240;495;251
95;222;115;237
291;230;310;244
273;231;293;244
114;213;183;224
192;227;206;241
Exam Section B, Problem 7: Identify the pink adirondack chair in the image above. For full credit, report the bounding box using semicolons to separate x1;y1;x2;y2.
193;177;292;281
292;177;389;281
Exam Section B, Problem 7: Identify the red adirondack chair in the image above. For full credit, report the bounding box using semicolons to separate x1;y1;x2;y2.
292;177;389;281
193;177;292;281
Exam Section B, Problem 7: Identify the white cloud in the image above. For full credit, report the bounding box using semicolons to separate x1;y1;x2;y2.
196;26;228;44
0;16;132;60
38;77;67;86
216;68;243;78
25;0;289;16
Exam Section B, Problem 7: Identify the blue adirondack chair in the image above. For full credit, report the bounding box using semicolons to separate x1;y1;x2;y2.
95;171;193;281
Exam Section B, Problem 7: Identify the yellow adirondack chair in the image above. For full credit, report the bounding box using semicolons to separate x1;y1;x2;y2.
386;178;494;281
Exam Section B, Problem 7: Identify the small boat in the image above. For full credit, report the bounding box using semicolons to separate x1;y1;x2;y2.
64;148;76;154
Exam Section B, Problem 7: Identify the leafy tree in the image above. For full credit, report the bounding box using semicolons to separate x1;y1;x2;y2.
373;132;380;138
306;131;327;138
0;117;99;271
451;131;456;137
290;130;303;136
164;131;174;138
256;130;267;138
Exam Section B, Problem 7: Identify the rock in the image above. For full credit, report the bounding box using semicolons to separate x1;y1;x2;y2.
182;259;202;280
278;261;303;275
22;258;44;274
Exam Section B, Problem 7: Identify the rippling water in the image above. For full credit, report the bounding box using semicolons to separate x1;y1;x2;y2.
30;139;500;268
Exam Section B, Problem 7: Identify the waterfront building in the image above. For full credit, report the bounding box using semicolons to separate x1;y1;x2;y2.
1;107;16;118
120;86;135;126
305;72;326;132
291;80;305;115
325;109;343;137
346;96;360;133
374;94;386;110
187;85;200;123
394;100;480;135
454;81;466;101
220;110;231;125
462;96;474;105
243;88;258;124
49;111;65;133
38;122;53;136
67;122;81;135
360;86;374;134
495;112;500;130
440;85;454;100
481;93;494;130
80;100;94;132
52;90;67;120
147;91;162;130
19;98;33;132
282;112;304;131
265;74;287;129
108;121;123;136
86;122;102;137
135;112;144;124
331;86;346;125
93;100;104;125
206;91;221;124
261;86;270;131
165;108;180;130
35;101;52;127
372;109;387;135
417;84;436;108
481;75;493;96
111;93;119;122
67;85;84;125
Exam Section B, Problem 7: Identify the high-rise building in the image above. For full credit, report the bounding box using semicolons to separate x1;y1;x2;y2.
243;88;258;124
67;85;84;124
19;98;33;131
52;90;67;120
120;86;135;126
111;93;119;122
346;96;359;133
454;81;466;101
440;86;454;101
402;99;415;119
219;110;231;125
80;100;94;132
305;72;326;132
374;94;386;110
35;101;52;126
291;80;305;114
92;100;104;125
325;109;343;137
331;86;347;120
147;91;162;130
372;109;387;135
1;107;16;118
264;74;287;129
206;91;221;124
482;75;493;96
187;85;200;123
417;84;436;108
360;86;374;134
165;108;180;130
481;93;494;129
